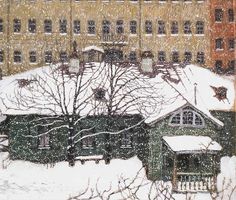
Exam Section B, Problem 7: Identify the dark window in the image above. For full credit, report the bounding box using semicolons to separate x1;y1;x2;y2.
120;131;132;148
104;49;123;62
215;9;223;22
88;20;95;34
13;19;21;33
94;88;106;101
130;20;137;34
228;39;235;50
196;52;205;64
129;51;137;62
184;51;192;63
228;9;234;22
14;51;22;63
215;60;223;73
196;21;204;34
227;60;235;74
183;21;191;34
102;20;110;35
158;51;166;62
145;20;152;34
171;21;178;34
45;51;52;63
170;113;180;124
81;133;95;149
0;19;3;32
158;20;166;34
177;154;190;171
172;51;179;63
60;51;68;63
183;110;194;125
29;51;37;63
0;50;4;63
37;125;50;149
215;38;223;50
44;19;52;33
59;19;67;34
73;20;80;34
116;20;124;34
28;19;36;33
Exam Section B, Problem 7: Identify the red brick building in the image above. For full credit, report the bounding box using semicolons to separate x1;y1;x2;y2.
210;0;235;74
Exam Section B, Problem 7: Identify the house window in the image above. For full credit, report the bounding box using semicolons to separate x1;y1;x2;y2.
81;133;95;149
44;19;52;33
183;21;191;34
59;19;67;34
172;51;179;63
228;9;234;22
169;107;204;127
0;50;4;63
215;60;223;73
145;20;152;34
14;51;22;63
94;88;106;101
184;51;192;63
73;20;80;34
171;21;178;34
120;131;132;148
13;19;21;33
116;20;124;34
196;52;205;64
0;18;3;33
228;39;235;50
215;38;223;50
158;51;166;62
158;20;166;35
102;20;110;35
45;51;52;63
228;60;235;74
196;21;204;34
88;20;95;34
130;20;137;34
215;9;223;22
29;51;37;63
60;51;68;63
28;19;36;33
129;51;137;62
38;134;50;149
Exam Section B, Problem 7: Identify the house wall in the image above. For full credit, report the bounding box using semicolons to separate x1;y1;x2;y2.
0;0;211;75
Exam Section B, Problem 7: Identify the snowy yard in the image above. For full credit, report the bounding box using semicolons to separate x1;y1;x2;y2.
0;154;235;200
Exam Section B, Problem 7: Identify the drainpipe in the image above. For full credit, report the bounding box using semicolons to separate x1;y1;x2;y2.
69;0;73;53
138;0;142;60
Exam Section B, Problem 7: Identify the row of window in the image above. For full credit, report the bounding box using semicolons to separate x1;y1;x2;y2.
0;18;205;35
215;38;235;51
215;8;235;23
0;50;206;64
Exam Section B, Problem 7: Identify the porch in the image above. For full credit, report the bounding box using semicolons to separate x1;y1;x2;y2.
162;135;222;193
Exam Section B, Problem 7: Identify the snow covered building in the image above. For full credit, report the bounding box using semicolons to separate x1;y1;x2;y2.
0;62;235;192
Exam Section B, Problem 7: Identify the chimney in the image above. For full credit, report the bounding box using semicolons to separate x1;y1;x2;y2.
194;83;197;105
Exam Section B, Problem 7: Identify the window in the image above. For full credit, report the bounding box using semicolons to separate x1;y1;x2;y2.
130;20;137;34
94;88;106;101
59;51;68;63
44;19;52;33
116;20;124;34
129;51;137;62
215;60;223;73
14;51;22;63
29;51;37;63
158;20;166;35
169;107;204;127
172;51;179;63
183;21;191;34
59;19;67;34
102;20;110;35
184;51;192;63
73;20;80;34
37;125;50;149
228;60;235;74
196;21;204;34
120;131;132;148
228;9;234;22
13;19;21;33
0;50;4;63
88;20;95;34
215;38;223;50
81;133;95;149
45;51;52;63
0;19;3;33
158;51;166;62
171;21;178;34
145;20;152;34
196;52;205;64
28;19;36;33
228;39;235;50
215;9;223;22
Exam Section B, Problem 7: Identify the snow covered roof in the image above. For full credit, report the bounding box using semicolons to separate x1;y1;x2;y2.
0;115;6;124
0;63;234;127
163;135;222;154
82;45;104;53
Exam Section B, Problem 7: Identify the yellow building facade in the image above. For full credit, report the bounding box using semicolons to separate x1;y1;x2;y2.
0;0;211;75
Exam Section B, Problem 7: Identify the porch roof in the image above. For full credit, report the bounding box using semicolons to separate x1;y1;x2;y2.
163;135;222;154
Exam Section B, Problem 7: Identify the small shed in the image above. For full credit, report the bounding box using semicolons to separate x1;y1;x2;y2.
82;46;104;63
162;135;222;192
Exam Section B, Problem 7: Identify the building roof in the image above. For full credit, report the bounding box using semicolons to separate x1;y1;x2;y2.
163;135;222;154
0;63;234;127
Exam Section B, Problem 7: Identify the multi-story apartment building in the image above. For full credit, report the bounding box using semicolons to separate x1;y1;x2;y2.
0;0;226;75
210;0;235;74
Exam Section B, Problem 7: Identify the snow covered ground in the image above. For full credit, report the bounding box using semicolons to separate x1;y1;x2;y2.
0;154;235;200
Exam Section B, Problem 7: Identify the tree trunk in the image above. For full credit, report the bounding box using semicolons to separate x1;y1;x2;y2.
67;120;75;166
